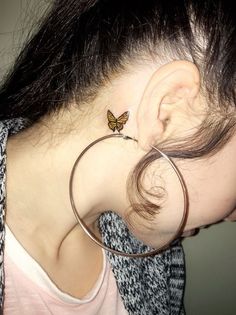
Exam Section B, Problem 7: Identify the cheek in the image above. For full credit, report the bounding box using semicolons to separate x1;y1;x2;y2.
187;192;236;228
224;208;236;221
184;165;236;227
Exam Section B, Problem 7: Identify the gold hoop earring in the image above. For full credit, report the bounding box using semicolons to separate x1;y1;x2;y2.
69;133;188;258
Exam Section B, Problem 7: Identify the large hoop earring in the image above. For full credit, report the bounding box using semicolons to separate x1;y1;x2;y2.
69;133;189;258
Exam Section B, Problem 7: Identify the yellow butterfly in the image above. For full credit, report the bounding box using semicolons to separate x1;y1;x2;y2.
107;110;129;132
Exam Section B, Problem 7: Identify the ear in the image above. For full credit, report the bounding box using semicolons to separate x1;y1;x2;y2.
136;60;200;151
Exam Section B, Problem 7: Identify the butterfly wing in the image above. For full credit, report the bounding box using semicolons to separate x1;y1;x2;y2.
107;110;117;132
108;121;117;132
116;122;124;132
116;111;129;132
107;110;117;122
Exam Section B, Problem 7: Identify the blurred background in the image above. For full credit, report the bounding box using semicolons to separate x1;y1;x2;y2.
0;1;235;314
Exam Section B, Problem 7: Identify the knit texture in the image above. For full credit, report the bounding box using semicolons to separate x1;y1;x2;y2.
0;118;185;314
99;213;185;315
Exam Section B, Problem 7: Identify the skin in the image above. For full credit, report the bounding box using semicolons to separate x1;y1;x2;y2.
5;60;236;298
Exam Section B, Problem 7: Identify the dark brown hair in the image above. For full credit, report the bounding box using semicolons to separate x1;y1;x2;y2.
0;0;235;219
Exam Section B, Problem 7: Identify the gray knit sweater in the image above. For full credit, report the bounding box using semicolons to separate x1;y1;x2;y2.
0;118;185;315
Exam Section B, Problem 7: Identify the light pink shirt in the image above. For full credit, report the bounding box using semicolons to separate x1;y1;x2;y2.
3;225;128;315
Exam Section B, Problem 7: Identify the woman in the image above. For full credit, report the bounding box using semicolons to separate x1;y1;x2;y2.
0;0;235;314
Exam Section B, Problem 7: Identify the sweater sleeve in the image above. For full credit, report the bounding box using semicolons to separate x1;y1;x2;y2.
0;118;31;312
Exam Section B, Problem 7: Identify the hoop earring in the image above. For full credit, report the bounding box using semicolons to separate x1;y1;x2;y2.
69;133;188;258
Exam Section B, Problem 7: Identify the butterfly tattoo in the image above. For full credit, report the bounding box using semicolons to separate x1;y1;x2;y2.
107;110;129;133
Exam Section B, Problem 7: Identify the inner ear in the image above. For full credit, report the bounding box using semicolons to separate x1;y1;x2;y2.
136;60;200;151
161;86;194;104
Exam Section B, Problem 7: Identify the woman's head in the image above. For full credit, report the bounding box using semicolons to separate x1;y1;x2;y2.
1;0;235;247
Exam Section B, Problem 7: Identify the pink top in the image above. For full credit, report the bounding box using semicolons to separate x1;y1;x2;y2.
3;225;128;315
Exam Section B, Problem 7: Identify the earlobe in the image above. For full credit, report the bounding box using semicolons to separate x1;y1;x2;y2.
136;60;200;151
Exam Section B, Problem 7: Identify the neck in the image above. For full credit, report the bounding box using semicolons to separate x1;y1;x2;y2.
5;107;140;257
